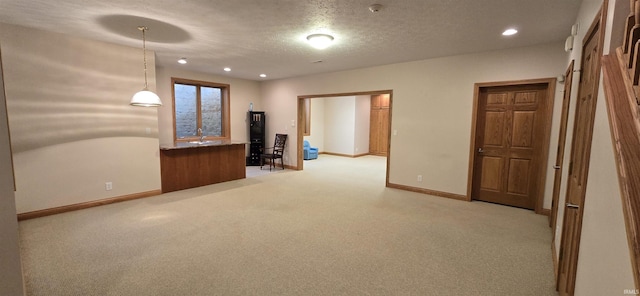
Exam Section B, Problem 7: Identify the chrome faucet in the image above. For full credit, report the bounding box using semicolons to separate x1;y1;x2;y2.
197;128;205;142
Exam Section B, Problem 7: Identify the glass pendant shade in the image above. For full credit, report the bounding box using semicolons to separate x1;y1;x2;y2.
131;88;162;107
130;26;162;107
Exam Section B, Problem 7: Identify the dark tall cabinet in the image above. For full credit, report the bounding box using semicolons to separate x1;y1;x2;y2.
247;111;265;165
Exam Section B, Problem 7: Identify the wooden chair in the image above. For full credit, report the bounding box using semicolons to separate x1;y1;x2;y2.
260;134;287;171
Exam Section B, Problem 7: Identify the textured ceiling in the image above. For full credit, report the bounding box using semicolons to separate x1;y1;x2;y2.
0;0;582;81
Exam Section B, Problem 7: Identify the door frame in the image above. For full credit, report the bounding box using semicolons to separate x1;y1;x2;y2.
550;60;575;232
296;90;393;184
466;78;556;214
557;3;607;294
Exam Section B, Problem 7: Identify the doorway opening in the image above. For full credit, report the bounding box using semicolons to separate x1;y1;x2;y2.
296;90;393;184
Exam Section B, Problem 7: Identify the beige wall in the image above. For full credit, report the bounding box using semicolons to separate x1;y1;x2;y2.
261;42;567;202
324;97;356;155
155;67;261;146
0;23;262;214
0;23;162;213
0;45;25;295
354;95;371;155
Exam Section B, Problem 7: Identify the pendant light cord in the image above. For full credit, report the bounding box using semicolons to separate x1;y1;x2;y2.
139;26;149;89
130;25;162;107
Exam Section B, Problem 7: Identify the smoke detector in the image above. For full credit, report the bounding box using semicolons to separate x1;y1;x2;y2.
369;4;383;13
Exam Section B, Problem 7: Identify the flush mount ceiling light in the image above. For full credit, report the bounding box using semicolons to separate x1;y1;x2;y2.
224;67;231;72
259;74;267;78
369;4;383;13
502;28;518;36
130;26;162;107
306;34;334;49
177;58;187;64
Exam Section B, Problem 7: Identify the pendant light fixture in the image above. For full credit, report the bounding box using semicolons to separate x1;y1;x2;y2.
130;26;162;107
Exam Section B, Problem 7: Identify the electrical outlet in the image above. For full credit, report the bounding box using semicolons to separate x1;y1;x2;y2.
393;129;398;136
145;127;151;134
417;175;422;182
105;182;113;191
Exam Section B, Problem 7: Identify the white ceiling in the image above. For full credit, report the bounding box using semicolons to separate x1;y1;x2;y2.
0;0;582;81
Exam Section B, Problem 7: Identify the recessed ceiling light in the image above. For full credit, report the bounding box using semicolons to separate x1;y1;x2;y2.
306;34;334;49
177;58;187;64
259;74;267;78
502;28;518;36
224;67;231;72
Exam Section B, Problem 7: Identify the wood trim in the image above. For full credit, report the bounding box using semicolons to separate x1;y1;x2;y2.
473;78;557;88
385;93;393;187
222;85;230;140
172;79;177;142
537;79;556;214
552;241;559;278
17;190;162;221
540;208;551;216
0;48;15;191
387;183;467;201
284;164;298;170
467;78;556;213
296;90;394;187
297;97;305;170
551;60;575;231
171;77;231;142
298;90;393;99
303;98;311;136
320;152;370;158
466;85;480;202
603;49;640;288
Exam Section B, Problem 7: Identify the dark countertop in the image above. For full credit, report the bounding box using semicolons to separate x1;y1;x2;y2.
160;140;247;150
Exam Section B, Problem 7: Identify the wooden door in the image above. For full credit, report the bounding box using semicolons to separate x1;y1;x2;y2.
557;6;604;294
369;94;390;156
472;83;550;209
550;60;575;231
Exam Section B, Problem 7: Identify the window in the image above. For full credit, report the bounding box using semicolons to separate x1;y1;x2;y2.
172;78;230;142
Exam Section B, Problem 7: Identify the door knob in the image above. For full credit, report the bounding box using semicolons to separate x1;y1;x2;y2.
554;165;561;169
566;203;580;209
478;148;484;153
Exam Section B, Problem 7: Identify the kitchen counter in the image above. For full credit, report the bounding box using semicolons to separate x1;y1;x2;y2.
160;140;247;150
159;141;247;193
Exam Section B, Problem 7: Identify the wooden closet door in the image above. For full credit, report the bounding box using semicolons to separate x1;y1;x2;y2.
370;95;390;156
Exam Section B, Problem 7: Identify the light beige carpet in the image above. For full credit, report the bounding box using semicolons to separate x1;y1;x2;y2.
19;155;557;295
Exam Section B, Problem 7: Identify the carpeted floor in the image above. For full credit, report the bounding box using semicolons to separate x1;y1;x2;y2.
19;155;557;295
